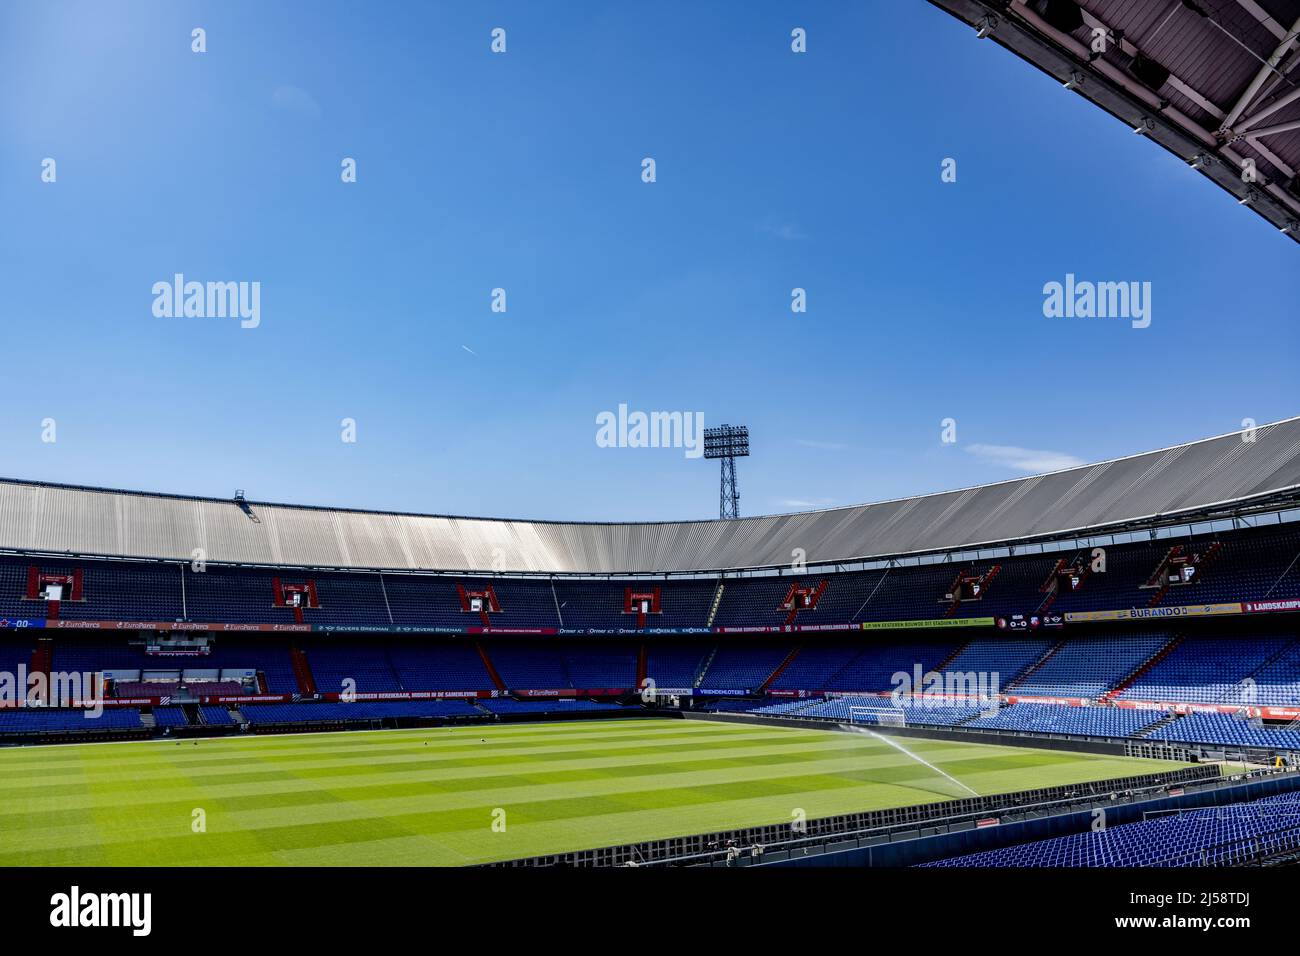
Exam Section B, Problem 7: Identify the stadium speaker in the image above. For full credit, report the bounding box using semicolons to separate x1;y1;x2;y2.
1029;0;1084;34
1128;53;1170;90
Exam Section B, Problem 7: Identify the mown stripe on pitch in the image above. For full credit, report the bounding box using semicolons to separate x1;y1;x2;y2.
0;733;1178;815
0;746;1171;855
0;728;877;791
0;743;959;828
0;722;1191;866
0;732;973;812
0;723;798;780
0;741;897;834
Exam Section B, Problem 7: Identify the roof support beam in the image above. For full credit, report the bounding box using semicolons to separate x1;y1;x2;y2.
1244;138;1296;180
1246;116;1300;139
1220;13;1300;131
930;0;1300;232
1072;4;1225;119
1247;44;1300;109
1233;0;1288;41
1236;81;1300;133
1009;0;1214;146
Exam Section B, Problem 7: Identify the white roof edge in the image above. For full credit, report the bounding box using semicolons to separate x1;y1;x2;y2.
1;417;1297;573
0;416;1294;529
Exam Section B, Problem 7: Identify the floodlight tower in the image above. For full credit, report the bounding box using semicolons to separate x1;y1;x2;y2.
703;424;750;519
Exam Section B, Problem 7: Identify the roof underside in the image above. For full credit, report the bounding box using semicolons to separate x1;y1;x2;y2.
2;419;1299;575
931;0;1300;241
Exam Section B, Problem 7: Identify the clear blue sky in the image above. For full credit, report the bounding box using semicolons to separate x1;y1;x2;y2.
1;0;1296;522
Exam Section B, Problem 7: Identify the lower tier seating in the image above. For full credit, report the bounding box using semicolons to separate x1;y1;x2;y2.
241;700;480;724
923;791;1300;867
0;707;143;734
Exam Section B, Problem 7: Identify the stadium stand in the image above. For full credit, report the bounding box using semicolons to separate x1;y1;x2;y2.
644;643;711;688
303;641;403;694
488;641;573;688
964;703;1164;738
0;424;1298;756
0;707;143;735
1118;634;1296;705
923;792;1300;868
199;705;236;726
241;699;480;725
794;696;987;727
1148;712;1300;751
1008;632;1172;698
2;522;1300;635
824;640;961;693
768;642;862;690
933;636;1054;688
696;642;791;690
151;705;190;728
386;640;492;690
478;698;630;715
704;698;786;714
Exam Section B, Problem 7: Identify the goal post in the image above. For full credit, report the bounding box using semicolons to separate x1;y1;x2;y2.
847;705;908;728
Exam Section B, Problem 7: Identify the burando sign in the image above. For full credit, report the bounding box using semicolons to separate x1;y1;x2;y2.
860;617;994;631
1065;603;1242;623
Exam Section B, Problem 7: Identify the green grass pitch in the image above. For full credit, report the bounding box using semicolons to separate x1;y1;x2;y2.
0;718;1196;866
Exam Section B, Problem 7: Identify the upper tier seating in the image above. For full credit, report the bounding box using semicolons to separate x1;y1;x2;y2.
113;681;180;698
552;579;717;629
0;520;1296;631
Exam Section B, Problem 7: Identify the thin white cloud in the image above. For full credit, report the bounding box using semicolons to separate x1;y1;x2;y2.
759;222;807;241
461;345;478;356
965;443;1085;474
271;85;321;118
796;439;849;451
775;497;835;510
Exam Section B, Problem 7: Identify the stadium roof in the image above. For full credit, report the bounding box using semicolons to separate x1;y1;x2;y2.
2;419;1299;575
931;0;1300;241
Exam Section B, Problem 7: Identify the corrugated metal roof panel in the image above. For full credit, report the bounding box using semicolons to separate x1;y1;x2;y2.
1;419;1298;573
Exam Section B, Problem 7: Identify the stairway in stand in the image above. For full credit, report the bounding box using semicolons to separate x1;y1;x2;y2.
759;646;801;692
29;639;53;705
290;645;318;695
